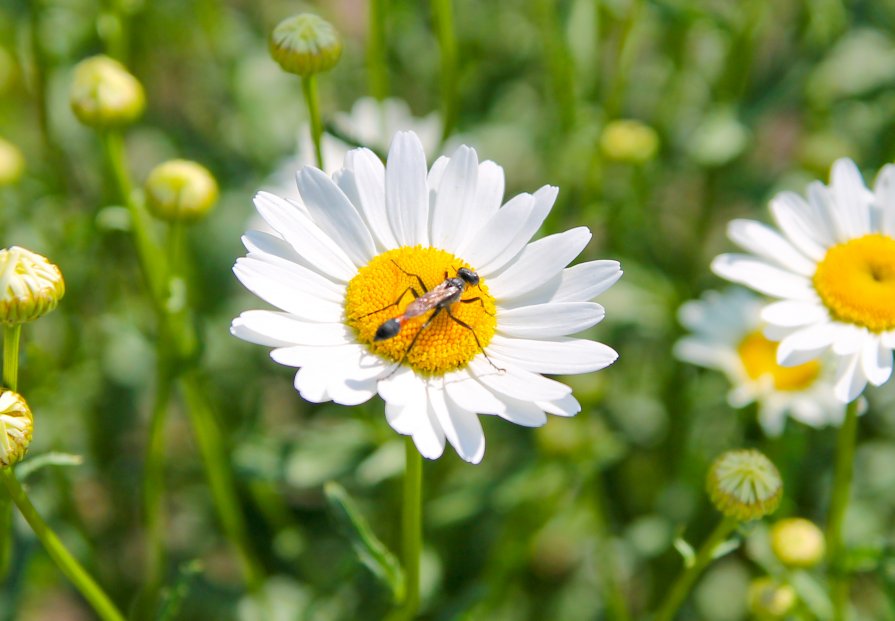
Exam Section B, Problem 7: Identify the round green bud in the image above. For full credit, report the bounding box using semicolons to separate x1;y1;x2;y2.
70;55;145;128
269;14;342;77
0;247;65;325
600;119;660;164
769;517;825;568
747;577;796;619
706;449;782;522
0;390;33;468
0;137;25;186
145;159;219;222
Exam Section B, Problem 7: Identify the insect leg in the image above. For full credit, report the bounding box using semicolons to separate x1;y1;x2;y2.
355;286;420;319
390;259;430;293
444;308;505;373
383;308;443;378
459;296;494;316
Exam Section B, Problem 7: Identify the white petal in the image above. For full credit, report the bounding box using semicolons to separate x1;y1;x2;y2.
427;156;449;190
462;193;535;271
882;330;895;349
861;334;893;386
498;302;605;338
770;192;832;261
242;230;302;264
233;263;344;322
536;393;581;417
831;324;866;355
875;164;895;238
377;365;427;408
830;158;872;239
711;254;816;300
468;357;572;401
443;369;506;415
463;160;505;238
550;260;623;302
231;314;296;347
760;300;828;328
496;395;548;427
488;227;591;300
294;365;330;403
386;131;429;246
296;167;377;266
341;148;398;249
476;186;558;275
834;352;867;403
430;145;479;251
428;383;485;464
727;219;816;276
673;338;732;369
777;322;836;366
485;335;618;374
232;311;350;347
253;191;356;281
235;255;344;304
414;403;446;459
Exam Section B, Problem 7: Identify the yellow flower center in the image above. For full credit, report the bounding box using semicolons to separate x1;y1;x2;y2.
737;330;820;391
813;233;895;333
344;246;497;376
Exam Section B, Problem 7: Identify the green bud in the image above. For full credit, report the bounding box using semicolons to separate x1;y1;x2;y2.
747;577;796;619
0;390;33;468
269;14;342;77
706;449;782;522
145;159;219;222
600;119;660;164
70;55;145;128
0;137;25;186
0;247;65;325
769;517;825;568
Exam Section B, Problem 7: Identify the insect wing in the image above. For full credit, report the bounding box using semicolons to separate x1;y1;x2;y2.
403;282;459;318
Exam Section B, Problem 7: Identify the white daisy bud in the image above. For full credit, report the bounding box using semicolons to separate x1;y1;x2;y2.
145;159;219;223
600;119;659;164
269;14;342;77
706;449;782;521
0;247;65;325
0;137;25;186
747;577;796;619
0;390;33;469
70;55;145;128
769;517;825;568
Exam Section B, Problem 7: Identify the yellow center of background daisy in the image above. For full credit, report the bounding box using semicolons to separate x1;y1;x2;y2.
813;233;895;333
737;330;821;391
344;246;497;376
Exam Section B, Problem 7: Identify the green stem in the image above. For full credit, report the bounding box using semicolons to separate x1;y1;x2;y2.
589;471;631;621
653;517;738;621
394;438;422;620
536;0;576;132
827;399;860;621
3;325;21;392
143;369;173;591
368;0;389;100
302;75;325;170
0;469;126;621
180;369;264;591
431;0;458;141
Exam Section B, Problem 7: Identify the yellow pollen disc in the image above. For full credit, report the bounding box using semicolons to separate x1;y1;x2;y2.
813;233;895;333
344;246;497;376
737;330;821;391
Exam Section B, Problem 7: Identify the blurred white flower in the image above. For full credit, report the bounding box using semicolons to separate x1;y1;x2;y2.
675;288;845;436
233;131;620;463
713;158;895;403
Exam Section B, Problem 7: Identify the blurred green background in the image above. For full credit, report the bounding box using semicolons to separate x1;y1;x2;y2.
3;0;895;619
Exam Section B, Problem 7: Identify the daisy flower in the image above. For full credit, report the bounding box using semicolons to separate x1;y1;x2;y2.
674;288;845;436
232;131;620;463
712;159;895;403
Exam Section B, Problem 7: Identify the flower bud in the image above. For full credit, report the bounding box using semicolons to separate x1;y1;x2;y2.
769;517;825;568
747;577;796;619
0;246;65;325
70;55;145;128
0;137;25;186
269;14;342;77
145;159;219;222
600;119;660;164
706;449;782;521
0;390;33;468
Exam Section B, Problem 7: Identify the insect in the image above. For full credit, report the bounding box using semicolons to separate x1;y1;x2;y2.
361;260;504;373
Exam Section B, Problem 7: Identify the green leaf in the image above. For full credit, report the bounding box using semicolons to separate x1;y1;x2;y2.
324;481;405;602
673;536;696;568
156;560;203;621
16;453;84;480
789;570;832;620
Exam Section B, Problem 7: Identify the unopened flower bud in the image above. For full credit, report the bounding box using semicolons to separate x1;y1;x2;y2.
269;14;342;77
707;449;782;521
145;160;218;222
70;55;145;128
769;517;825;568
747;577;796;619
600;119;660;164
0;390;33;468
0;247;65;325
0;137;25;186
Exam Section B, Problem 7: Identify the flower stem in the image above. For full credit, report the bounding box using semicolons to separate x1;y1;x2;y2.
393;438;423;620
3;325;21;392
302;75;325;170
653;516;738;621
143;367;173;592
431;0;458;141
827;399;860;621
368;0;389;100
0;469;126;621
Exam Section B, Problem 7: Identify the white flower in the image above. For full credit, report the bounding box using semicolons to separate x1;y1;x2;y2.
232;131;620;463
675;289;845;436
713;159;895;403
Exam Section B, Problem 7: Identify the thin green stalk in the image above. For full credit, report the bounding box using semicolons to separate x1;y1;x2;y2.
589;471;631;621
392;438;422;620
653;516;738;621
0;324;21;580
0;469;126;621
302;76;325;170
180;369;264;591
368;0;389;100
431;0;458;141
827;399;860;621
536;0;576;132
603;0;643;120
